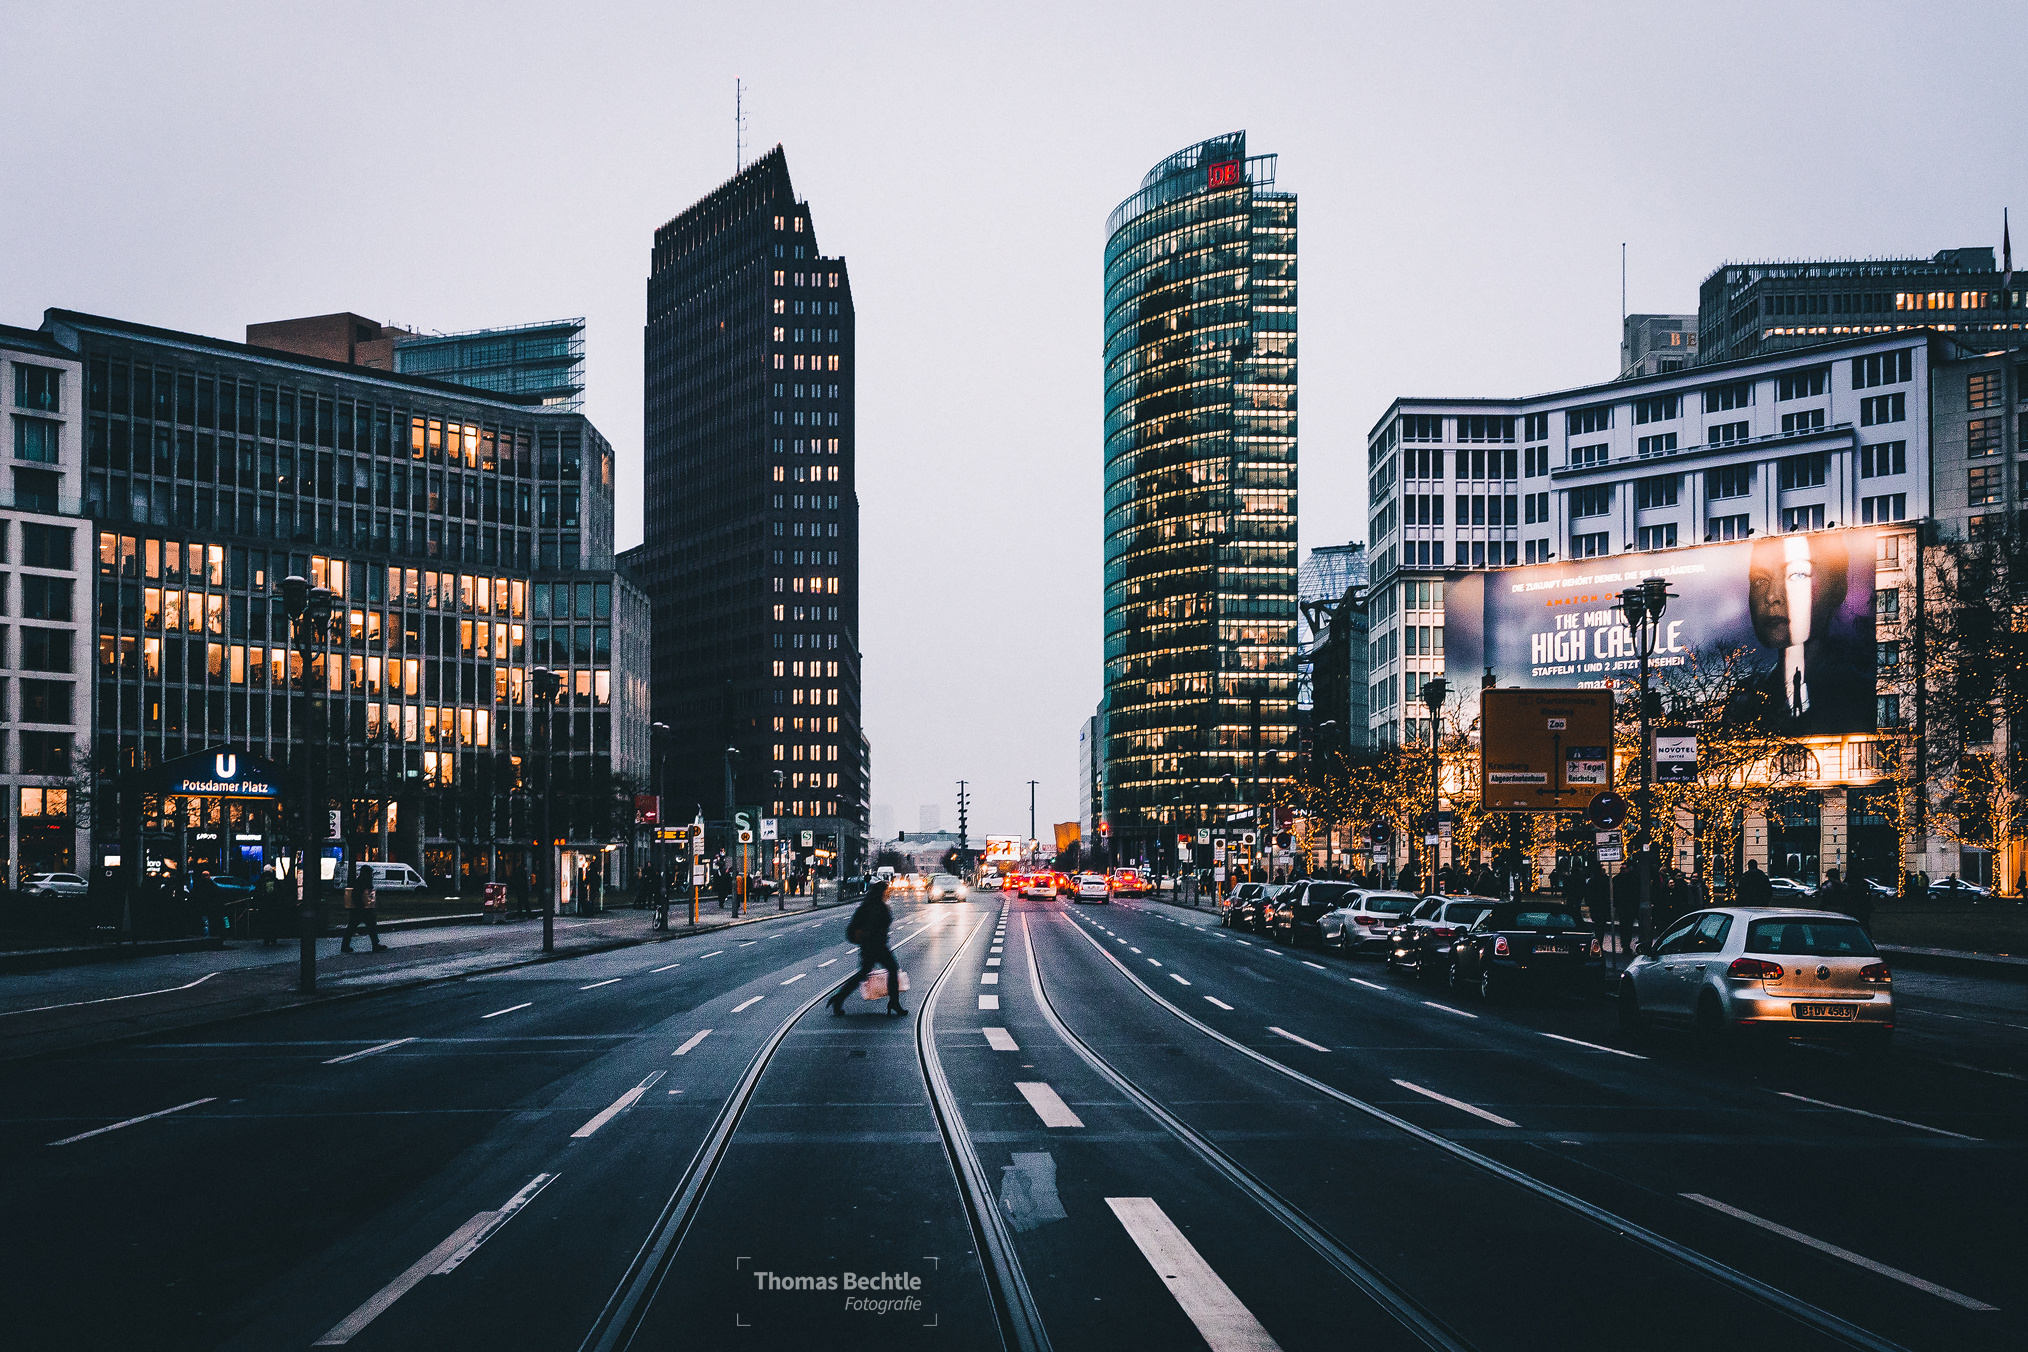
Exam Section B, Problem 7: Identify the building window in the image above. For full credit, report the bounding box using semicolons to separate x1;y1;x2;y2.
1968;464;2002;505
14;364;59;412
1877;694;1902;727
1566;405;1613;435
1852;349;1914;389
1637;432;1677;458
1400;414;1444;442
1525;539;1551;563
1702;381;1754;413
1523;412;1549;442
1860;392;1906;426
19;731;70;775
1456;415;1515;443
1969;371;2003;409
1708;420;1749;446
1523;445;1549;477
13;417;58;464
1859;441;1907;478
1633;395;1680;424
1875;588;1900;621
1775;369;1828;401
1634;475;1679;509
1637;524;1678;551
1705;464;1751;499
1707;514;1750;541
1523;491;1548;524
1569;443;1608;468
1967;418;2001;457
1571;485;1611;517
1780;505;1826;532
1780;409;1825;435
1861;494;1907;523
1776;453;1826;489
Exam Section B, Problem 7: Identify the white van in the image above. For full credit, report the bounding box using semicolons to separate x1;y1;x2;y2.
358;862;426;893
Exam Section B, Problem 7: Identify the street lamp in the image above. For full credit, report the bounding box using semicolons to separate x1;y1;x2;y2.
1421;678;1449;883
531;666;562;952
282;576;337;993
651;722;670;877
1619;578;1675;941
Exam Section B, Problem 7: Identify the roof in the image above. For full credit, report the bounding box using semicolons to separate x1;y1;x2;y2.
43;309;554;408
0;323;76;361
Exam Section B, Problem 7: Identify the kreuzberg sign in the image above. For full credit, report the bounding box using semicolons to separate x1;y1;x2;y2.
156;750;285;801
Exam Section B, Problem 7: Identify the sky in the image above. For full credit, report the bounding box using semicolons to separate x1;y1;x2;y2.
4;1;2020;841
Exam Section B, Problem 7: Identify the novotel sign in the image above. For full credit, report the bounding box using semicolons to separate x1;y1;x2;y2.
160;751;284;801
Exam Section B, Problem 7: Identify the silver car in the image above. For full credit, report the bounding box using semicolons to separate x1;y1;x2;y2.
1618;908;1893;1050
1317;889;1420;955
23;872;88;897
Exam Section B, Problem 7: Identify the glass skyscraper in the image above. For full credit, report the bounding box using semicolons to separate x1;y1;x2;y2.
1102;132;1298;864
394;319;587;411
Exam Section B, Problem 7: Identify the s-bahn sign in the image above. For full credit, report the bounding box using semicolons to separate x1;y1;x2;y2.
158;750;284;801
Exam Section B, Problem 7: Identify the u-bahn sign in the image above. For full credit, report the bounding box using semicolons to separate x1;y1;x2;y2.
156;750;284;801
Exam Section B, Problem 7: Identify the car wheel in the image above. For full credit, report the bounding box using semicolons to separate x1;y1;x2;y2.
1446;958;1464;992
1693;991;1728;1047
1616;980;1644;1035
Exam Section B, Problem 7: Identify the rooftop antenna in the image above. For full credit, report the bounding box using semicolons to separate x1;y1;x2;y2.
735;77;746;173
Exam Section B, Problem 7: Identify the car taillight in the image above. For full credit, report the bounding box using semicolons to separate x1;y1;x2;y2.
1726;958;1784;980
1493;935;1510;956
1431;926;1455;938
1860;963;1892;984
1353;915;1376;925
1588;938;1602;957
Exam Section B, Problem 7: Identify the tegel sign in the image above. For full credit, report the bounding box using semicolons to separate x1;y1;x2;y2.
159;750;284;800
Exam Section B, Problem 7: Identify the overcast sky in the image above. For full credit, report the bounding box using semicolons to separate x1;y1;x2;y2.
5;1;2018;840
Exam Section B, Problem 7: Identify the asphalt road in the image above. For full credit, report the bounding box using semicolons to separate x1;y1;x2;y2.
0;892;2018;1352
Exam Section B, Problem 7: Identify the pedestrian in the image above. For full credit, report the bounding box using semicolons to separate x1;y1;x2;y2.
1397;863;1422;896
714;867;733;912
1583;863;1612;945
513;864;531;919
829;879;905;1017
1736;857;1774;906
193;868;225;939
1612;866;1638;953
256;868;280;945
341;861;383;952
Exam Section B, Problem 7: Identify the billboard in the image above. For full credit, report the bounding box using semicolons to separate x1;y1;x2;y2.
1448;527;1877;735
984;836;1022;863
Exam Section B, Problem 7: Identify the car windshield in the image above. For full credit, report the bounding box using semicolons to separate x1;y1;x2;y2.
1440;902;1493;923
1304;883;1357;906
1484;906;1581;930
1357;894;1417;914
1745;918;1878;957
933;876;960;884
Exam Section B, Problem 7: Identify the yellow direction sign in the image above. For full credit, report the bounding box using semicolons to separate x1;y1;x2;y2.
1479;688;1615;812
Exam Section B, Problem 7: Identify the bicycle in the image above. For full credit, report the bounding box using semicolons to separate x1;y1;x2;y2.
652;892;671;931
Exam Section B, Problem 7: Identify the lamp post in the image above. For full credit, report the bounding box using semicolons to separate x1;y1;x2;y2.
1618;577;1674;943
1421;678;1449;881
532;666;562;953
651;721;670;877
282;576;337;994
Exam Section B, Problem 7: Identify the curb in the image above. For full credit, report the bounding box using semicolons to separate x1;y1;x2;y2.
0;936;228;974
1878;943;2028;983
1;896;853;1063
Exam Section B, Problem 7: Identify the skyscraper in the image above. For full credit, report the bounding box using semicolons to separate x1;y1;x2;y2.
624;147;866;871
1101;132;1298;865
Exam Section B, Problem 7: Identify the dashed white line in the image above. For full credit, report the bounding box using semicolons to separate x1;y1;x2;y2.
981;973;1000;984
1014;1081;1085;1128
433;1173;556;1274
781;973;807;985
1541;1032;1647;1060
571;1072;665;1139
983;1027;1020;1051
672;1029;712;1056
1776;1091;1979;1140
1681;1194;1999;1310
1147;959;1163;967
1105;1197;1282;1351
481;1003;532;1019
1392;1078;1518;1127
1266;1026;1330;1052
650;962;681;973
1422;1001;1478;1019
979;995;999;1010
579;978;621;990
1169;973;1191;986
987;958;1002;966
1349;978;1387;991
817;958;838;968
737;941;758;947
323;1038;416;1065
49;1097;217;1147
700;950;725;958
1301;960;1327;970
731;996;765;1013
1204;996;1234;1010
314;1210;499;1343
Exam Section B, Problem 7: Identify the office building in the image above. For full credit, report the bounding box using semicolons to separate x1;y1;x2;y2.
40;309;648;891
0;327;92;882
625;146;867;873
1101;131;1298;866
250;313;588;412
1298;541;1367;649
1696;246;2028;364
1620;314;1697;378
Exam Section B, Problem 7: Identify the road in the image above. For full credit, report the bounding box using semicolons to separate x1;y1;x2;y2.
0;892;2018;1351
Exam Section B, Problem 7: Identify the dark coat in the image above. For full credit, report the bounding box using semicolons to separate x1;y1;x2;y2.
846;887;892;950
1737;866;1774;905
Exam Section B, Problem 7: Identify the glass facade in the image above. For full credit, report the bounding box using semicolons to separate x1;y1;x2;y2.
1102;132;1298;859
394;318;587;411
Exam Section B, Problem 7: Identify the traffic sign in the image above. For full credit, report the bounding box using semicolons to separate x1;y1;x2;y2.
737;829;754;845
1654;730;1697;784
801;830;814;847
1587;791;1629;830
1479;688;1615;812
1241;831;1257;847
760;818;778;841
1195;828;1210;845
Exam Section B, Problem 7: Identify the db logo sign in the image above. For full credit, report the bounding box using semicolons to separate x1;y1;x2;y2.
1207;159;1242;189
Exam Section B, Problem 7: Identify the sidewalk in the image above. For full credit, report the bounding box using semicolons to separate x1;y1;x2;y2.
0;887;848;1061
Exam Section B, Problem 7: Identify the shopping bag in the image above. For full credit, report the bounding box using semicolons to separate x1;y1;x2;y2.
861;969;889;1000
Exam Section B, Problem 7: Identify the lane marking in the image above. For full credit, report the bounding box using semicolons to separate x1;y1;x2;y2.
781;974;807;985
1204;997;1234;1011
987;958;1002;966
580;978;622;991
1170;973;1192;986
1939;1060;2027;1082
572;1072;666;1139
314;1211;498;1343
1;970;221;1017
1266;1027;1330;1052
1104;1197;1282;1351
1147;959;1163;967
1301;961;1327;970
434;1173;557;1274
817;958;838;967
983;1027;1020;1051
1776;1091;1979;1141
1393;1079;1519;1128
481;1003;532;1019
979;995;999;1010
672;1030;712;1056
1235;941;1252;946
650;963;681;973
981;973;1000;984
1680;1194;1999;1310
323;1038;416;1066
1349;978;1387;991
732;996;765;1013
737;941;757;947
1014;1082;1085;1128
49;1097;216;1147
1541;1032;1647;1060
1129;946;1142;953
1422;1001;1478;1019
701;950;725;958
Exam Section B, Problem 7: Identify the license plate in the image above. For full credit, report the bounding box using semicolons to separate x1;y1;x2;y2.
1535;943;1569;954
1793;1003;1858;1020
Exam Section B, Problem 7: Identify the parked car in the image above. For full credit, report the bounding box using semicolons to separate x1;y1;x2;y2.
1317;888;1421;955
1225;882;1274;932
1108;869;1149;897
1267;880;1344;947
928;873;969;902
1766;876;1816;899
1387;895;1500;980
20;872;88;898
1618;908;1893;1050
1074;873;1109;903
975;874;1003;892
1221;881;1263;928
358;862;426;893
1447;900;1605;1000
1927;877;1993;900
